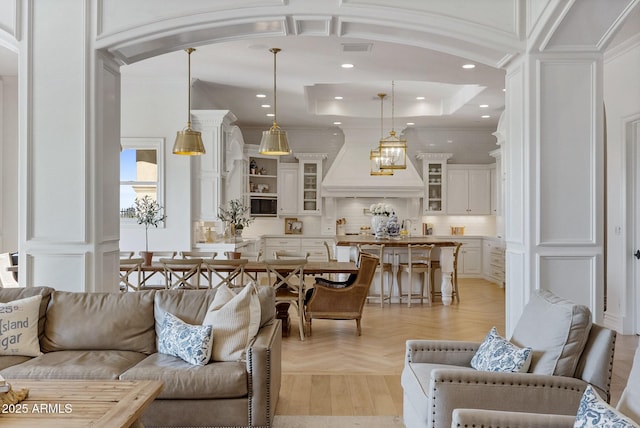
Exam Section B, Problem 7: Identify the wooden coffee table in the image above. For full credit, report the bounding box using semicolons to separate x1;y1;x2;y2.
0;379;162;427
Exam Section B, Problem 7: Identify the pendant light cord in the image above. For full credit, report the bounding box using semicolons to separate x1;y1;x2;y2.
186;47;195;129
378;93;386;138
391;80;395;133
271;48;281;128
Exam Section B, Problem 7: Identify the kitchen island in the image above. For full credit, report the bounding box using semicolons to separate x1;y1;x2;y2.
334;235;460;305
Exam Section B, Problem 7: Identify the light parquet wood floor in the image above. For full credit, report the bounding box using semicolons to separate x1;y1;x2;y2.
277;278;639;416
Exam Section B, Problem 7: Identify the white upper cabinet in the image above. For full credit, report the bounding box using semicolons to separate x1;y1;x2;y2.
295;153;327;216
446;165;491;215
278;163;299;216
417;153;452;215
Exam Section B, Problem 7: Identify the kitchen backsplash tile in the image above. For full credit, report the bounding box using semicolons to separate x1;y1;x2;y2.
422;215;496;237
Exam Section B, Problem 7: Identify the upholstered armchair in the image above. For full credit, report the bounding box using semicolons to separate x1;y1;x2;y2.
304;252;378;336
401;290;617;428
451;341;640;427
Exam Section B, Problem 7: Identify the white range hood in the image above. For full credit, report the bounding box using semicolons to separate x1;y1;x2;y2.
322;128;424;198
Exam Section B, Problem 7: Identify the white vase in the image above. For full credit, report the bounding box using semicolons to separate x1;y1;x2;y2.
371;215;388;238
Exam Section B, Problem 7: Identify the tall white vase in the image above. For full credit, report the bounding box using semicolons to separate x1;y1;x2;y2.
371;215;388;238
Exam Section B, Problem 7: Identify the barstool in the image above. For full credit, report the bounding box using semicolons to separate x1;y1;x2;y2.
396;244;435;307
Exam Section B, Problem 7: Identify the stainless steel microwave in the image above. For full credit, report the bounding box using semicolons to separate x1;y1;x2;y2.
250;197;277;216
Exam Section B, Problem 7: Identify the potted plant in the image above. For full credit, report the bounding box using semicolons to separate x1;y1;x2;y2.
218;198;254;239
134;195;167;265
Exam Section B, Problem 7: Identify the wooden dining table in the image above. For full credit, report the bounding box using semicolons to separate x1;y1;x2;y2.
123;259;359;339
133;260;359;276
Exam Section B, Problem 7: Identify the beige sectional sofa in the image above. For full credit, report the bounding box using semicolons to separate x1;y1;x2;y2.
0;286;281;428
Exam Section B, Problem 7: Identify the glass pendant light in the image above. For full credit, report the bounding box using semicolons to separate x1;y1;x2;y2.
371;93;394;175
378;81;407;169
259;48;291;155
173;48;205;155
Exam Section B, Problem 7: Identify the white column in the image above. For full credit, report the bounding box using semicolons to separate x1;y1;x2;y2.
19;0;121;291
190;110;238;224
504;52;605;333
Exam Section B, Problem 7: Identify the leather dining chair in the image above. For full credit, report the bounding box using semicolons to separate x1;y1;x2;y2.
305;252;379;336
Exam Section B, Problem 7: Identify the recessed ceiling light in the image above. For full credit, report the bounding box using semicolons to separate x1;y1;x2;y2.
256;94;267;98
447;140;453;144
266;113;275;117
406;122;415;126
502;88;506;92
416;96;425;100
479;104;489;108
334;96;343;100
333;121;342;125
261;104;271;108
341;63;354;69
481;115;491;119
429;143;436;147
462;64;476;69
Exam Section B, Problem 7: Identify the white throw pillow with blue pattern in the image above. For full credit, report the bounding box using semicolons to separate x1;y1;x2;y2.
574;385;639;428
158;311;213;366
471;327;533;373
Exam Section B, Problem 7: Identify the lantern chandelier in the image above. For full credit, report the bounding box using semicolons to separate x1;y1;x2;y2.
258;48;291;156
378;80;407;170
370;93;394;176
173;48;205;155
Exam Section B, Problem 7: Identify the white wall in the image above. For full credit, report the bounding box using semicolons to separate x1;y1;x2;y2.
0;76;17;252
604;37;640;333
119;78;193;254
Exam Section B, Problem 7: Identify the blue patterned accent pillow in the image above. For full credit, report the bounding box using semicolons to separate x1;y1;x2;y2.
574;385;638;428
158;312;213;366
471;327;533;373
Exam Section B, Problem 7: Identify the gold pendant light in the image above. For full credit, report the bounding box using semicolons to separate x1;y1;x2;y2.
259;48;291;155
371;93;394;176
378;81;407;169
173;48;205;155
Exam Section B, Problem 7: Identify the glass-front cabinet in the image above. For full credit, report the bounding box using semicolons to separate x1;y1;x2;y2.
295;153;327;215
417;153;452;215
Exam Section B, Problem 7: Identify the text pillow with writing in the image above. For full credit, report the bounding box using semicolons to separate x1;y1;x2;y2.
0;295;42;357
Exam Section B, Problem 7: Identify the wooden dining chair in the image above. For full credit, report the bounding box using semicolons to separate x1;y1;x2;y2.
323;241;337;262
181;251;217;284
239;250;265;285
119;257;145;291
202;258;248;289
356;244;392;307
263;258;308;341
137;251;177;288
0;252;20;288
274;250;310;287
159;258;203;289
273;250;310;260
180;251;216;259
396;244;435;307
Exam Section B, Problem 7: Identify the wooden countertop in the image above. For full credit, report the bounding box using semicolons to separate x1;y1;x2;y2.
335;235;459;247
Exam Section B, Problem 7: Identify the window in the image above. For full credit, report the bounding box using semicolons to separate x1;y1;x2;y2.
120;137;165;224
